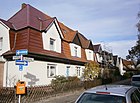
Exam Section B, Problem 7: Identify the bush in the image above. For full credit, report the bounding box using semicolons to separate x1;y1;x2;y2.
123;72;131;79
51;76;80;85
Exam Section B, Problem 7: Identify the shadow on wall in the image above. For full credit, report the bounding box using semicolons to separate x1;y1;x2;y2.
24;72;39;86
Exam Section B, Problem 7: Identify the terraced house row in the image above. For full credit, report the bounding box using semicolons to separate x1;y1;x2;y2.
0;4;135;87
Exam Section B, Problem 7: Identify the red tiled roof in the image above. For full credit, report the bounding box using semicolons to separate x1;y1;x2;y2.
122;59;135;71
2;3;96;65
59;22;77;42
0;18;15;29
8;4;54;31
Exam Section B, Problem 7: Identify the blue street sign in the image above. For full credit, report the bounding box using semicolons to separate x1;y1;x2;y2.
16;49;28;56
19;65;23;71
16;60;28;66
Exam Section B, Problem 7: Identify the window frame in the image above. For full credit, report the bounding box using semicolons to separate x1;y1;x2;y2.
50;38;55;51
47;64;56;78
76;67;81;77
74;46;78;57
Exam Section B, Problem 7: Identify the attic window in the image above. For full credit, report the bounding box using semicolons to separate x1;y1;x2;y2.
50;38;55;51
0;37;3;50
74;46;78;57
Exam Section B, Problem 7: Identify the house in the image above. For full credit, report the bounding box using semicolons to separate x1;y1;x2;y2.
100;50;114;69
113;55;124;75
93;44;103;65
122;59;136;73
0;4;98;87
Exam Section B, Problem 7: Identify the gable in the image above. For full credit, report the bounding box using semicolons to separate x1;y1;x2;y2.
0;22;10;56
0;21;10;30
72;34;82;46
89;41;93;50
48;18;64;39
42;21;62;53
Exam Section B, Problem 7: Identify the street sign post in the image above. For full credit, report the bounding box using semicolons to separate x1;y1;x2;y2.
15;60;28;66
16;50;28;56
15;49;29;103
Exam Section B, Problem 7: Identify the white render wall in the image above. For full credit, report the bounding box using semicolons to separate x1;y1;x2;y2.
3;60;85;87
96;53;102;63
0;22;10;61
85;49;93;61
42;22;61;53
69;43;81;58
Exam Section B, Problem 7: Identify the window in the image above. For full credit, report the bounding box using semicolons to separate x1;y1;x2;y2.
74;46;78;57
77;93;126;103
66;66;70;77
131;89;140;103
77;67;81;77
47;64;56;78
89;51;92;60
50;38;55;51
0;37;3;50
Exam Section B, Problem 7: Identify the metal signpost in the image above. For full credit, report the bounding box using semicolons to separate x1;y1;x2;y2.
13;49;30;103
13;49;34;103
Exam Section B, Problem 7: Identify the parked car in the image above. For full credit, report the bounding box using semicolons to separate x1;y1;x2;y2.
75;85;140;103
131;74;140;87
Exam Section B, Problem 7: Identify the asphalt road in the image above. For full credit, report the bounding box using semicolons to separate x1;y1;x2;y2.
34;79;131;103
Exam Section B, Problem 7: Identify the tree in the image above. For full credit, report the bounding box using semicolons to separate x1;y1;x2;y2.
83;61;100;80
127;11;140;65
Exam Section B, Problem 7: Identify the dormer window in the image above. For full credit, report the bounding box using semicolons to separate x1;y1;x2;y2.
74;46;78;57
50;38;55;51
0;37;3;50
89;51;91;60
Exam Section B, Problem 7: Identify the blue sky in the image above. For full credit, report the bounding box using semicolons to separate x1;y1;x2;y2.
0;0;140;58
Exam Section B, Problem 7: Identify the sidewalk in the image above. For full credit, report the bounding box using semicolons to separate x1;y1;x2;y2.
34;89;84;103
34;79;131;103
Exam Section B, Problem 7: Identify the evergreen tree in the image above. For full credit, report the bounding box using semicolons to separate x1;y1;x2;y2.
127;11;140;65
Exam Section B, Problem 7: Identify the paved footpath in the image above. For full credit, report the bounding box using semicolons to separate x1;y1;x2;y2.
34;89;84;103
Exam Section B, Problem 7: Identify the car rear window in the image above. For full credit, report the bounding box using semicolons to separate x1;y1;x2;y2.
76;93;126;103
132;77;140;81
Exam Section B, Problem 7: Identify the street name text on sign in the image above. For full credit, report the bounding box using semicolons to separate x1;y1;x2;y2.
16;50;28;56
23;57;34;62
13;56;21;60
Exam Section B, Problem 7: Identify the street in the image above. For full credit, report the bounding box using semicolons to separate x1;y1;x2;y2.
34;79;131;103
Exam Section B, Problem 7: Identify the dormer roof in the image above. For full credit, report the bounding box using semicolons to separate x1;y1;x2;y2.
93;44;102;53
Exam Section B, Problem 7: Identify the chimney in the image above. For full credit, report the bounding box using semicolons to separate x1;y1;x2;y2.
22;3;27;9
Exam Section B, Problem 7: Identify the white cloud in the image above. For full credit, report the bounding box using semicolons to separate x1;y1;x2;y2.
108;40;136;59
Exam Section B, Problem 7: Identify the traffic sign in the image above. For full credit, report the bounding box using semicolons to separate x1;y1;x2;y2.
13;56;21;60
19;65;23;71
16;50;28;56
23;57;34;62
16;60;28;66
